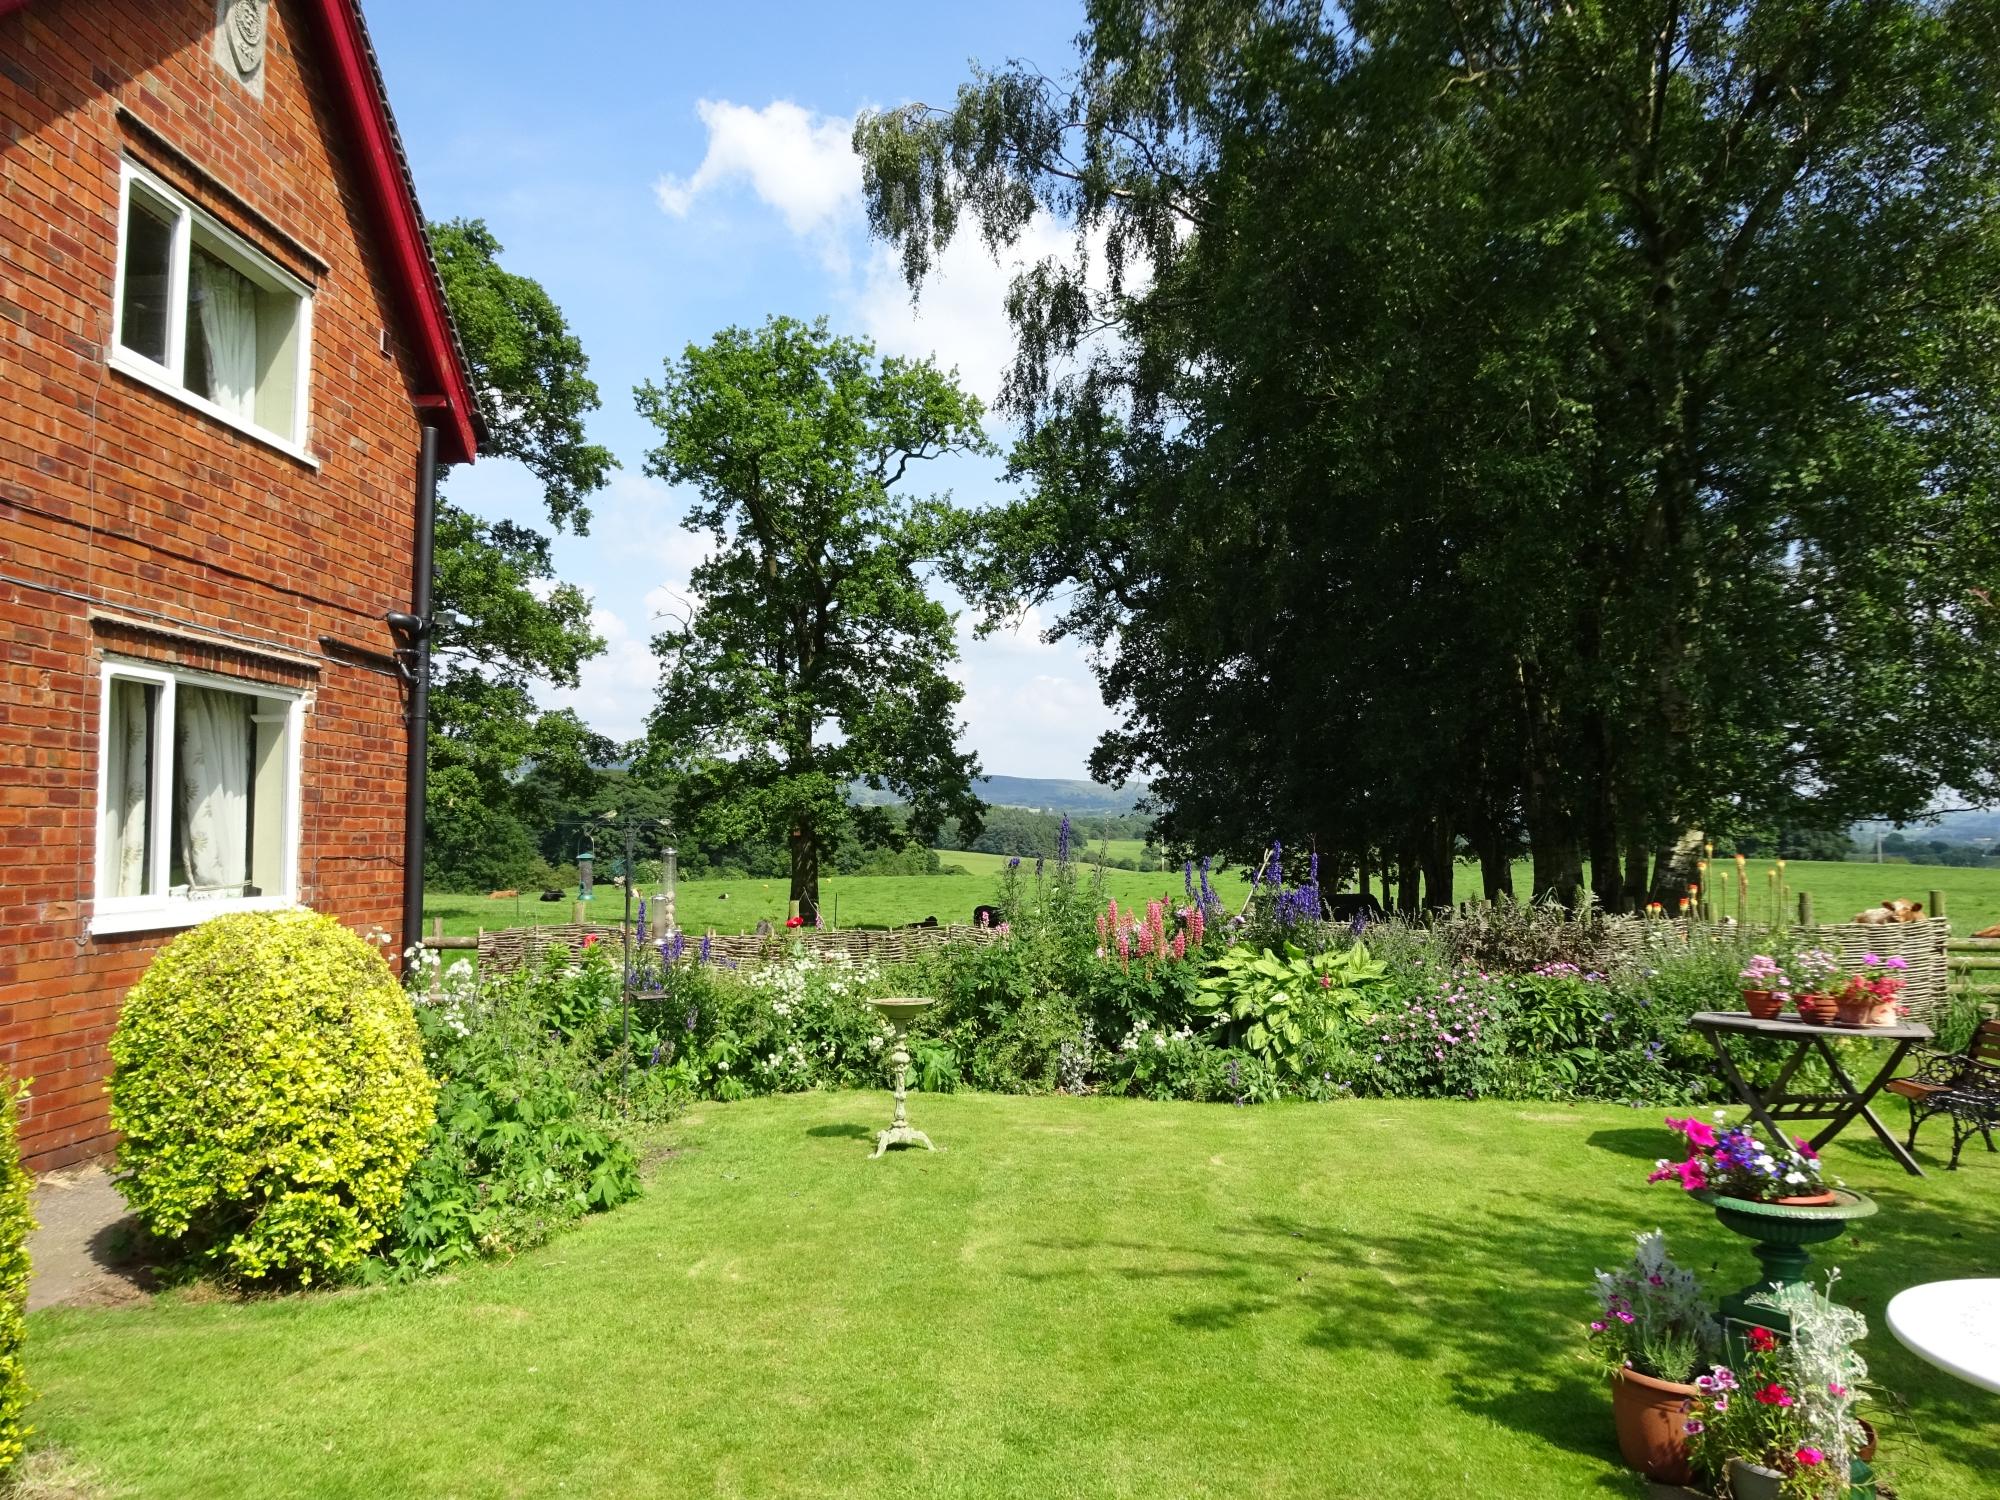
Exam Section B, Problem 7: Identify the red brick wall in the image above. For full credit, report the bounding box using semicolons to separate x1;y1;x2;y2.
0;0;441;1168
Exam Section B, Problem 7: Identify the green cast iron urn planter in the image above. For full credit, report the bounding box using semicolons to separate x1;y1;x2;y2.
1690;1188;1877;1332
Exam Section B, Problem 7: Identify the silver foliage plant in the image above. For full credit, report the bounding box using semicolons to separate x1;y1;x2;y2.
1745;1274;1869;1499
1592;1229;1723;1382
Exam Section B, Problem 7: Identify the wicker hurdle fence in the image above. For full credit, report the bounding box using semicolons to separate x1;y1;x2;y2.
468;919;1006;975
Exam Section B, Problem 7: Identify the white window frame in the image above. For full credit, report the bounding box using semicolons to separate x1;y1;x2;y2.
109;159;316;464
91;659;308;937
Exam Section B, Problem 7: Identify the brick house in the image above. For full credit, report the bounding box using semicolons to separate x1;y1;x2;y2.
0;0;479;1169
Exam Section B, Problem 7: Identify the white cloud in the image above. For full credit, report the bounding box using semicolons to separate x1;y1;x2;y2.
539;602;659;744
952;656;1119;780
654;99;861;259
958;603;1057;655
599;472;717;579
654;98;1122;404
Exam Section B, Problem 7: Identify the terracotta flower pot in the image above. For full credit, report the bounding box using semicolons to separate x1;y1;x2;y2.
1741;989;1785;1020
1856;1417;1877;1463
1609;1367;1697;1484
1794;993;1839;1025
1770;1190;1837;1206
1834;995;1896;1028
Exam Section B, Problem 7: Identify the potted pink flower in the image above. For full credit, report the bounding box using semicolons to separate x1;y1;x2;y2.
1834;953;1907;1028
1738;955;1789;1020
1587;1230;1721;1485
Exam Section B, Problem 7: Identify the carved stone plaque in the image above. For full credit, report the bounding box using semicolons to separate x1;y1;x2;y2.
215;0;268;95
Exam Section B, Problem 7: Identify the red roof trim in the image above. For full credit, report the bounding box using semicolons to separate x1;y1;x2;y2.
304;0;478;463
0;0;480;464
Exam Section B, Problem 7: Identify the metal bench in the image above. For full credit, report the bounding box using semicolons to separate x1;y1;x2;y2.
1885;1020;2000;1170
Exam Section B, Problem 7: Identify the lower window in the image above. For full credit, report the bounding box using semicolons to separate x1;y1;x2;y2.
95;661;304;932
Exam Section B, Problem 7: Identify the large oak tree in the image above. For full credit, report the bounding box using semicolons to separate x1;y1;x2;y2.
635;316;989;922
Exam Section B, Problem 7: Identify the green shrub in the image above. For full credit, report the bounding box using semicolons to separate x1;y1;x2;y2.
0;1083;32;1478
109;910;436;1286
1199;942;1388;1081
379;958;640;1280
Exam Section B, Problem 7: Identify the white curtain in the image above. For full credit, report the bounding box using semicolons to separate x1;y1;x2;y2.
104;680;151;897
192;252;256;419
175;687;250;897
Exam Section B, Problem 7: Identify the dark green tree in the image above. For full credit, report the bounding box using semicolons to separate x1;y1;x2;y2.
855;0;2000;910
635;316;990;922
425;219;619;887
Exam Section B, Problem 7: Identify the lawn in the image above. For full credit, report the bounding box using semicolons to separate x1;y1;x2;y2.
425;856;2000;941
24;1096;1999;1499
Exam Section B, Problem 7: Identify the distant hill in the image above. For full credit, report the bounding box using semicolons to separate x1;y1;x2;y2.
1854;809;2000;846
851;775;1146;815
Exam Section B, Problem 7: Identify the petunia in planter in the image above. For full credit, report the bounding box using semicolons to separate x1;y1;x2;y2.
1587;1230;1722;1484
1648;1114;1833;1205
1685;1276;1872;1500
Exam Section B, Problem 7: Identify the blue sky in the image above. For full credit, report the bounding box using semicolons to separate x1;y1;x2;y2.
366;0;1120;780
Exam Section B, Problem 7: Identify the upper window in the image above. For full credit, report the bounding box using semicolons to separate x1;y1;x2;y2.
94;660;305;934
111;161;313;455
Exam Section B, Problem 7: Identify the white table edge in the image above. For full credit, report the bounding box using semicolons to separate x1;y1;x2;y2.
1885;1279;2000;1395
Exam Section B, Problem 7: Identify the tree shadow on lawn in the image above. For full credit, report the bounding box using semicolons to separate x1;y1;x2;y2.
805;1123;875;1140
1019;1174;2000;1487
1019;1189;1649;1482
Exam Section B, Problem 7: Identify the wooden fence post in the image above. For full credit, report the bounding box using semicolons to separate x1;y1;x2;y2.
1929;889;1946;922
1797;892;1814;927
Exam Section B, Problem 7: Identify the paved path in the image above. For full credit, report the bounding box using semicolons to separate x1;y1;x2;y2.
26;1165;151;1311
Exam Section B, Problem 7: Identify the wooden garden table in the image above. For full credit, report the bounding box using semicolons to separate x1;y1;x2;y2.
1687;1012;1934;1177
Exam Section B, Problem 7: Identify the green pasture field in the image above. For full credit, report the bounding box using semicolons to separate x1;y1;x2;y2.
1444;857;2000;935
424;855;2000;941
422;857;1194;940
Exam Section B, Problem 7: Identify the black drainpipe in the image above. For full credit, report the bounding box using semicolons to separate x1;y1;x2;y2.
399;421;440;958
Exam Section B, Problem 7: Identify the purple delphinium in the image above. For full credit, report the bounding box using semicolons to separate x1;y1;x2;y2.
1035;855;1045;880
1058;814;1072;864
683;1003;699;1033
698;931;712;964
1008;856;1022;870
1274;883;1321;929
636;896;648;942
1269;838;1284;885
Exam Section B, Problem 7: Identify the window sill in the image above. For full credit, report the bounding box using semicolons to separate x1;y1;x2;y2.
90;895;301;938
108;350;318;468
